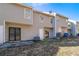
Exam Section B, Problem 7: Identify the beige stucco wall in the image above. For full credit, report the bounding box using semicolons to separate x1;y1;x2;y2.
0;3;33;25
5;11;41;42
5;9;48;42
0;3;69;42
0;3;34;42
5;22;34;42
0;3;53;41
34;11;54;28
56;15;68;33
5;16;40;42
33;11;54;39
38;13;53;28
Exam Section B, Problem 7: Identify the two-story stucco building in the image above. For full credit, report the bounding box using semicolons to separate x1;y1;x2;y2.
33;10;54;39
43;12;68;37
0;3;34;44
0;3;68;44
0;3;54;44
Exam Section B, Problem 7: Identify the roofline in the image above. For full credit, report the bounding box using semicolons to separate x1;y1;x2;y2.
54;13;68;19
33;10;54;17
13;3;68;19
14;3;32;9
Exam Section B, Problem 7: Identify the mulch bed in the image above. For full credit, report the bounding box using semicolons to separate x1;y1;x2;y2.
0;38;79;56
0;41;59;56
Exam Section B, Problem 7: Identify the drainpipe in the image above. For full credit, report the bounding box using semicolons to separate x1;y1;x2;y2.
49;12;57;38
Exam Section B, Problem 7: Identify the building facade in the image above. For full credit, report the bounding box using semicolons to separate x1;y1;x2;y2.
0;3;69;44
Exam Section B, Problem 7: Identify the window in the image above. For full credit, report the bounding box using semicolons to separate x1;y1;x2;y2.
24;8;32;20
9;27;21;41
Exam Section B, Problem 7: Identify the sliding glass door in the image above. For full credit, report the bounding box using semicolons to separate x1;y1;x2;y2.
9;27;21;41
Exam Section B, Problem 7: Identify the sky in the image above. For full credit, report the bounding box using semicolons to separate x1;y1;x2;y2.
24;3;79;21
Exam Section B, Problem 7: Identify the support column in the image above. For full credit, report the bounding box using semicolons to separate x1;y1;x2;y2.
52;17;57;37
0;26;4;44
